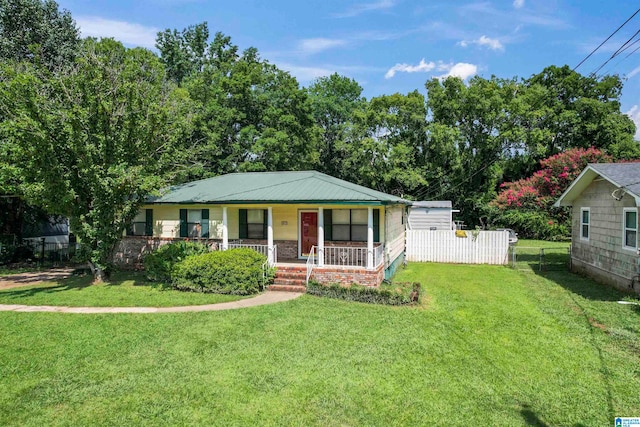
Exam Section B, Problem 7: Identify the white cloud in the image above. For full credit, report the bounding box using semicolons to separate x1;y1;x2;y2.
627;65;640;79
385;59;477;80
385;59;440;79
513;0;525;9
458;35;504;51
76;16;158;49
438;63;478;80
627;105;640;140
298;38;347;55
334;0;396;18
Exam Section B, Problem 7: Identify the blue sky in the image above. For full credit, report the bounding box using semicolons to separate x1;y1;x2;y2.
58;0;640;139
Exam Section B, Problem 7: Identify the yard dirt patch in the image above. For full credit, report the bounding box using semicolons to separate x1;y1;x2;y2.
0;268;74;290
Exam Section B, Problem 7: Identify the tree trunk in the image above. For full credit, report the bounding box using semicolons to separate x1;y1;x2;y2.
87;261;110;283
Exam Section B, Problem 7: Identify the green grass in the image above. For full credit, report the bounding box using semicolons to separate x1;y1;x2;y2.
0;271;245;307
0;263;638;425
517;238;571;248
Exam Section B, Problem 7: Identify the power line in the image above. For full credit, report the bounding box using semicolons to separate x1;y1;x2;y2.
573;7;640;71
592;28;640;75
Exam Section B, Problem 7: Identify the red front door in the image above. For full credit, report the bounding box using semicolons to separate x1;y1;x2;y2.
301;212;318;256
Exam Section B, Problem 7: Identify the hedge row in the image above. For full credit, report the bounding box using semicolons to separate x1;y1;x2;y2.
143;241;209;282
306;280;420;306
172;248;274;295
143;242;273;295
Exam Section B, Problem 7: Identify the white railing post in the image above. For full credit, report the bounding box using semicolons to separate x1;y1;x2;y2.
222;206;228;250
318;207;324;267
267;207;274;265
367;207;374;270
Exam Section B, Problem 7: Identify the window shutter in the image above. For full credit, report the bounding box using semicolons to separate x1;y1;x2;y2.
263;209;268;239
324;209;332;241
239;209;248;239
373;209;380;243
145;209;153;236
201;209;209;238
179;209;187;237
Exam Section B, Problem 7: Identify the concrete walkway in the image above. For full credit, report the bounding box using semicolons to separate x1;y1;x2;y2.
0;291;303;314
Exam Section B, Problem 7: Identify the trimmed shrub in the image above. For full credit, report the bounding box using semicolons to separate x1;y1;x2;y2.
306;280;420;305
143;241;209;282
172;248;273;295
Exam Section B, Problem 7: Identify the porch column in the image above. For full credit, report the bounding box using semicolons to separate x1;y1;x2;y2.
318;207;324;267
367;206;374;270
267;207;274;264
222;206;228;250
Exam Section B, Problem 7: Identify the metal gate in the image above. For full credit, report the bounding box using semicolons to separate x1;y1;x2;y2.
509;246;571;272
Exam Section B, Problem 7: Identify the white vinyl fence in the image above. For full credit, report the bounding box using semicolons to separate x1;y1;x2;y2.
406;230;509;265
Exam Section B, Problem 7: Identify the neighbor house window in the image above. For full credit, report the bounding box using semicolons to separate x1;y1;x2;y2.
239;209;267;239
179;209;209;238
580;208;590;240
324;209;379;242
623;208;637;250
127;209;153;236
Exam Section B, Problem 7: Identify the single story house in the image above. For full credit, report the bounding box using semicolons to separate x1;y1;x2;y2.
116;171;410;287
554;163;640;293
407;201;457;230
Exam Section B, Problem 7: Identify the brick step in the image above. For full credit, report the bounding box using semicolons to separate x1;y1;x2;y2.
275;266;307;272
273;277;306;286
268;284;306;293
275;271;307;279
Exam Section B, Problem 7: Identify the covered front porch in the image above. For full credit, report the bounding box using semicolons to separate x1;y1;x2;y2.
215;205;384;272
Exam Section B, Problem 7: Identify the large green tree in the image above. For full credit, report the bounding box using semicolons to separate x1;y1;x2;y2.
0;0;79;71
157;24;315;180
0;0;81;237
307;73;366;177
0;39;191;280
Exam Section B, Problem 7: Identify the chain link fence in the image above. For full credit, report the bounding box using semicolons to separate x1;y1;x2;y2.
509;245;571;272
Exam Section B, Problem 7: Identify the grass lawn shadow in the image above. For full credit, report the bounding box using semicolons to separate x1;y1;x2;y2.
533;269;637;303
520;404;550;427
0;274;94;299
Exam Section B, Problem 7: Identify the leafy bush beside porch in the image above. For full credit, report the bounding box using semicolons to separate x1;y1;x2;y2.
172;248;274;295
143;241;210;282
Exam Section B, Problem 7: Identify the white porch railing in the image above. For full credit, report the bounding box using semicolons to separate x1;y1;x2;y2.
306;246;316;285
373;244;384;268
226;243;278;266
315;245;384;269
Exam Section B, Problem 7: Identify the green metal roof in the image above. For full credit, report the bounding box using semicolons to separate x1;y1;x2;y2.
148;171;410;205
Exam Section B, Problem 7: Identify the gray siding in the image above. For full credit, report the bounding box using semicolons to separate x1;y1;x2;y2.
571;178;639;291
408;207;452;230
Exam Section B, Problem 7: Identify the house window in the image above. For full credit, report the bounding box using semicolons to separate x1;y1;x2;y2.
327;209;378;242
239;209;267;239
179;209;209;238
623;208;637;250
127;209;153;236
247;209;265;239
187;209;202;237
580;208;590;241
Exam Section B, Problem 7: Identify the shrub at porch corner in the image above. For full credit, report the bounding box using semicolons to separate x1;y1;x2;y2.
143;241;209;282
172;248;274;295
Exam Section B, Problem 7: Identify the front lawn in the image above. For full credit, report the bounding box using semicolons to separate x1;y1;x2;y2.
0;271;245;307
0;263;638;425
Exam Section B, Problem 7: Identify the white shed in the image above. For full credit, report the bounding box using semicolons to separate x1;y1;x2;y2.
407;201;456;230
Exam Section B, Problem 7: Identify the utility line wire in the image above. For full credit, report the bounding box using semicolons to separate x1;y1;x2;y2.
573;7;640;71
592;28;640;75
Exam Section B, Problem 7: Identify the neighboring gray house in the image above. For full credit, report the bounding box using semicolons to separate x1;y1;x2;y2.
554;163;640;293
407;201;457;230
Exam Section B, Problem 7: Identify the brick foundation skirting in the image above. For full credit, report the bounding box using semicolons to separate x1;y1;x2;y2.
311;263;385;287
